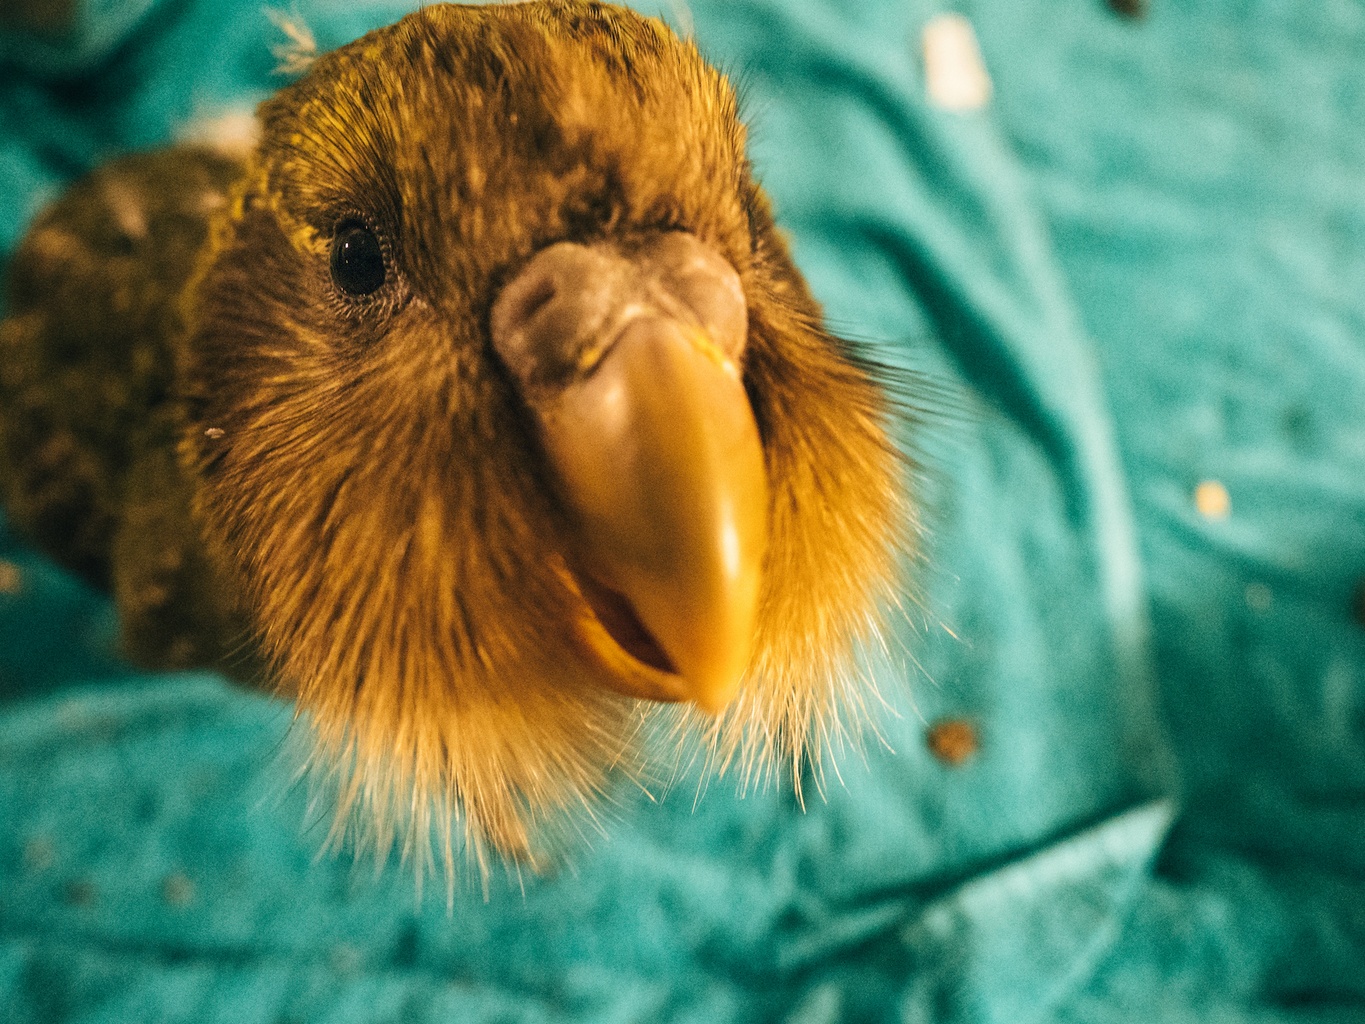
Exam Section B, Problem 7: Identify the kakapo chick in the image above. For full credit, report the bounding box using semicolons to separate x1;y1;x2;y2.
0;1;913;864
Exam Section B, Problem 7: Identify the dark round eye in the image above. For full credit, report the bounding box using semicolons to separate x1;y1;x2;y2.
330;221;386;296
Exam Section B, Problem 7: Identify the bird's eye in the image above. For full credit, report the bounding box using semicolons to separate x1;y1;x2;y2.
330;221;386;296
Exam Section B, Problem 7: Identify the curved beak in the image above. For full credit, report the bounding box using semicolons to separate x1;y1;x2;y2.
491;234;766;713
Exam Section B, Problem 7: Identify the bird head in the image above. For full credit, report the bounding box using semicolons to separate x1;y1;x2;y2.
182;0;913;866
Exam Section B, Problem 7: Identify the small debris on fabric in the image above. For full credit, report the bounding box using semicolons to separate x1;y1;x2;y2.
162;872;195;907
204;427;225;439
23;837;54;872
0;560;22;595
65;879;97;907
1195;480;1231;520
1106;0;1148;19
921;14;993;112
926;718;979;766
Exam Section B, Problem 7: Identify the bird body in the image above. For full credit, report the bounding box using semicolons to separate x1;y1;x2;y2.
0;1;911;868
0;148;252;674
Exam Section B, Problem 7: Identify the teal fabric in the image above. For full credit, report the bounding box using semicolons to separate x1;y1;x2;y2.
0;0;167;81
1;1;1362;1020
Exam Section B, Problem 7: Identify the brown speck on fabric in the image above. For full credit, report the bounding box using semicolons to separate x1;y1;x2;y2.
65;879;97;907
0;560;22;595
162;872;195;907
1106;0;1147;19
927;718;979;766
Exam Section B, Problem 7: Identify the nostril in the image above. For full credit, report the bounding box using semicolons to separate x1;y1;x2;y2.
515;276;558;327
491;265;564;382
492;242;622;384
641;233;748;360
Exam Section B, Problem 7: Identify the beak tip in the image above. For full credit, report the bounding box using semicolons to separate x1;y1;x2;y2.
691;686;738;716
675;654;748;715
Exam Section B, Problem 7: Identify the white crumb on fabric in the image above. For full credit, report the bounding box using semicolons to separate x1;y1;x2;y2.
921;14;993;112
1195;480;1231;520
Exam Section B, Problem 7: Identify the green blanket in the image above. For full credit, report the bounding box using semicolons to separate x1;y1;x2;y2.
1;1;1362;1020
